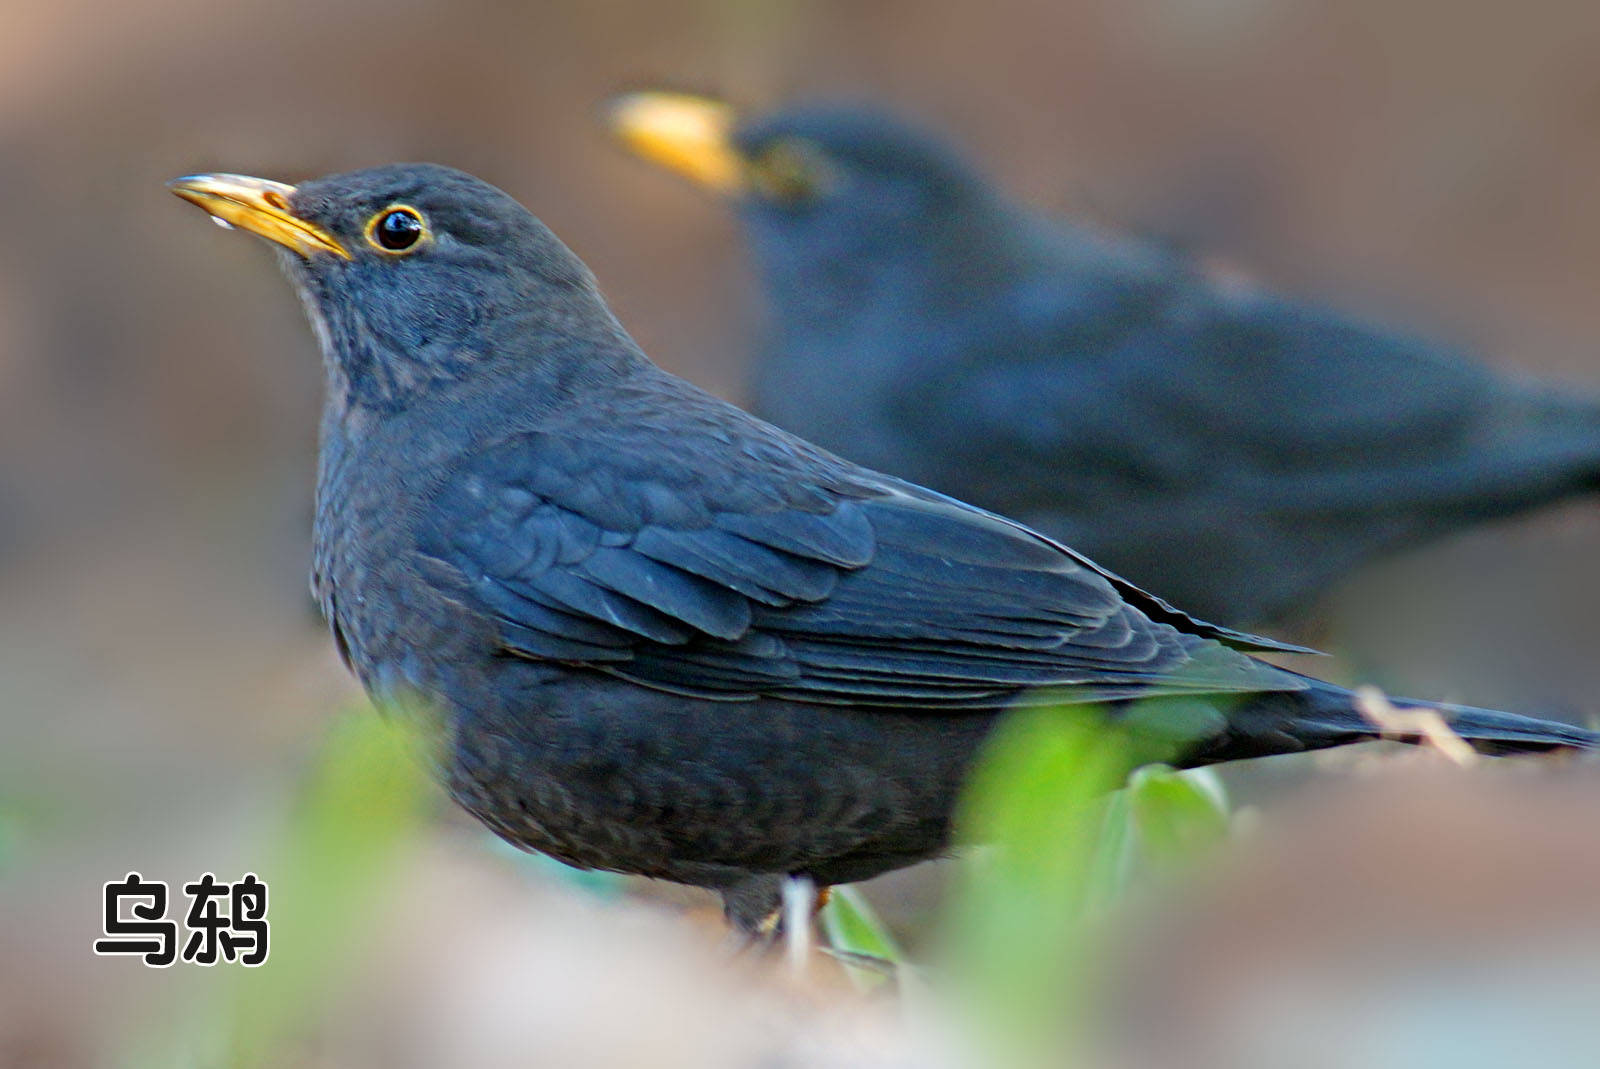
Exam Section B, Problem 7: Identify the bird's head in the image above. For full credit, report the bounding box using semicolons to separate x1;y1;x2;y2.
169;163;625;413
609;93;1000;285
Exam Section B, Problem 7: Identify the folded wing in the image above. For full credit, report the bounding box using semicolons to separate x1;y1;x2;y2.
418;417;1306;710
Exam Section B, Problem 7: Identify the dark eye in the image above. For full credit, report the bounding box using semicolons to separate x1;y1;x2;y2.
749;139;834;203
368;206;426;252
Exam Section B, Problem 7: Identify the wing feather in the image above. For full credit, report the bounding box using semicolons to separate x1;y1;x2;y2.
417;421;1305;710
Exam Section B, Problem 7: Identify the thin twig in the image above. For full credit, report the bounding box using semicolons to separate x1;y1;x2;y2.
1355;685;1478;767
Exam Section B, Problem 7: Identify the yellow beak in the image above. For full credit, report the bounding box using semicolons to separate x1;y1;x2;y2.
167;173;350;260
607;92;747;195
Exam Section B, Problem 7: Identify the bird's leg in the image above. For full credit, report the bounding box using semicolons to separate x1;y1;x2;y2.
782;874;816;974
720;876;832;966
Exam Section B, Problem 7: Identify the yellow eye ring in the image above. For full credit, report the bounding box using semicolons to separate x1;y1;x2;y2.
364;205;430;254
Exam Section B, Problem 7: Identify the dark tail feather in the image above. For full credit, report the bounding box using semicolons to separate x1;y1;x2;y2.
1193;678;1598;765
1299;680;1597;756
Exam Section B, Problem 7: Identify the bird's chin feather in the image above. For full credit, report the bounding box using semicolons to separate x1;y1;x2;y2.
283;262;335;361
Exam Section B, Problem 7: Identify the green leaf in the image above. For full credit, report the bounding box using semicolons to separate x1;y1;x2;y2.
1082;786;1136;914
819;885;903;990
941;704;1140;1067
1128;765;1230;869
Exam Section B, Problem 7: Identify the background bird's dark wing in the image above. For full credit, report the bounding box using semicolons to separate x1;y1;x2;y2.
898;270;1600;620
416;389;1305;709
908;275;1583;505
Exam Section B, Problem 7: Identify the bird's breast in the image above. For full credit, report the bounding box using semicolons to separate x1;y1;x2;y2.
310;412;482;700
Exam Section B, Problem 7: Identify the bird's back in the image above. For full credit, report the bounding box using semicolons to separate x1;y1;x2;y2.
753;210;1600;625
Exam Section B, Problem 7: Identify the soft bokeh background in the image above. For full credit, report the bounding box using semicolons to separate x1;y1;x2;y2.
9;0;1600;1064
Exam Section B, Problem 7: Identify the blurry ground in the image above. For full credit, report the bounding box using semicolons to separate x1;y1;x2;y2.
8;0;1600;1064
1103;764;1600;1069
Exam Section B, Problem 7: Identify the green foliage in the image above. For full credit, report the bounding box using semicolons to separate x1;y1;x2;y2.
819;884;905;990
132;703;438;1068
224;703;437;1063
934;703;1232;1068
938;705;1136;1066
1127;764;1230;870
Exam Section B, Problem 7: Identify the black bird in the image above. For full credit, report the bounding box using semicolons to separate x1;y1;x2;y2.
609;93;1600;626
170;165;1596;933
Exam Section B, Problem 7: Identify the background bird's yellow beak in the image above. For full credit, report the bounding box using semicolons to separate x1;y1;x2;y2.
168;173;350;260
607;92;747;194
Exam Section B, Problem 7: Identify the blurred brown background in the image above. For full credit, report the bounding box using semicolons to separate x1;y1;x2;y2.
9;0;1600;1063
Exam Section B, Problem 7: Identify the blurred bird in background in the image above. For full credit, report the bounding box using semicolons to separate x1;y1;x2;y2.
609;93;1600;628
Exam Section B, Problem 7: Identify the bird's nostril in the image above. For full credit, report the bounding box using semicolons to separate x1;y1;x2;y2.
263;189;289;211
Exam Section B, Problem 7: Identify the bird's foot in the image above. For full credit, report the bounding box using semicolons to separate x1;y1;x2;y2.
721;874;832;970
